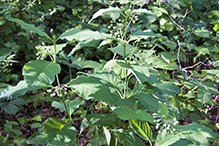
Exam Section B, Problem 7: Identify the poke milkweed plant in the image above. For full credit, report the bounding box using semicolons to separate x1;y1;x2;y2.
0;0;218;145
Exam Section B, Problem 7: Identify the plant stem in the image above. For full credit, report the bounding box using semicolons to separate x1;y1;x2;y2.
53;41;72;124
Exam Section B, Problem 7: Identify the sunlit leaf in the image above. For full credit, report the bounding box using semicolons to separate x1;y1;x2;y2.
108;43;136;57
44;118;77;145
130;119;153;145
113;105;153;123
89;7;122;23
59;28;112;41
114;129;145;146
67;76;120;103
194;29;211;38
131;9;157;18
23;60;61;86
80;114;117;133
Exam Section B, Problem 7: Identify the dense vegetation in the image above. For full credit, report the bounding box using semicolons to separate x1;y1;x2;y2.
0;0;219;145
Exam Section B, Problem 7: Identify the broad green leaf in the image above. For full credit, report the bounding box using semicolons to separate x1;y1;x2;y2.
156;82;181;96
174;122;218;146
89;7;122;23
129;30;168;41
103;60;132;78
80;114;117;133
59;28;112;41
194;29;211;38
156;132;181;146
146;56;178;70
115;97;135;108
0;81;29;100
10;98;28;106
198;87;211;104
52;98;84;116
1;103;18;115
185;79;201;89
67;39;101;57
134;93;159;112
131;9;157;18
131;65;150;83
44;118;77;145
6;17;50;39
0;47;11;61
108;43;136;57
114;129;145;146
67;76;120;103
26;135;47;145
113;105;153;123
203;81;218;94
159;101;169;118
0;80;49;100
23;60;61;86
84;72;123;91
89;128;107;145
130;119;153;144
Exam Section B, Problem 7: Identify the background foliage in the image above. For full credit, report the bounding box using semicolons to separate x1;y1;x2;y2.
0;0;219;145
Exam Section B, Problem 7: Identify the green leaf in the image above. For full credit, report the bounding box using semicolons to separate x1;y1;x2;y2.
131;65;150;83
80;114;117;133
44;118;77;145
59;28;112;41
159;101;169;118
26;135;47;145
67;76;120;103
52;98;84;115
131;9;157;18
174;122;218;146
89;7;122;23
0;81;29;100
0;47;11;61
130;119;153;144
67;39;101;57
129;30;168;41
194;29;211;38
1;104;18;115
134;93;159;112
10;98;28;106
84;72;123;91
6;17;50;39
156;131;181;146
108;43;136;57
115;97;135;108
103;60;132;78
198;87;211;104
156;82;181;96
203;81;218;94
23;60;61;86
114;129;145;146
0;80;49;100
113;105;153;123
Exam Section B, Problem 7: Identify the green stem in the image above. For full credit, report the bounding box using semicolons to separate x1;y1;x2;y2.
123;15;129;99
53;41;72;124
